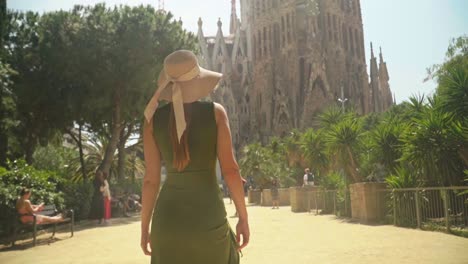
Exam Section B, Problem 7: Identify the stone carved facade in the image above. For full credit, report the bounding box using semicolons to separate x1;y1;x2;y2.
197;0;393;151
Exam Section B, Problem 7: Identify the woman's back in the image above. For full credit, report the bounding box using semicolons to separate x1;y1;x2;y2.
153;101;217;173
150;101;239;264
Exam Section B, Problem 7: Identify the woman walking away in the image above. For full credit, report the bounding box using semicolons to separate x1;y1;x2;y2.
140;50;249;264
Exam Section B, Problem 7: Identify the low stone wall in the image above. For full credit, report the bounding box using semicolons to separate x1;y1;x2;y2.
248;189;262;204
289;186;323;212
349;182;387;224
260;188;290;206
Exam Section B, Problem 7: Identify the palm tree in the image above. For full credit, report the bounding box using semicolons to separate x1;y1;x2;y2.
401;108;465;186
325;118;364;183
67;133;144;183
368;120;405;174
317;106;347;129
283;129;305;167
436;64;468;166
300;128;329;176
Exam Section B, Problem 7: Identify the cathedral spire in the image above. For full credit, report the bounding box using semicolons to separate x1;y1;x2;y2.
229;0;238;35
369;42;381;112
379;46;384;63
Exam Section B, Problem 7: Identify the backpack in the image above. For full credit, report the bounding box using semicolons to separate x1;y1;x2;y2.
307;172;315;182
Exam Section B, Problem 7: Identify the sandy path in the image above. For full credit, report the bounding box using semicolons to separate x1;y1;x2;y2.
1;198;467;264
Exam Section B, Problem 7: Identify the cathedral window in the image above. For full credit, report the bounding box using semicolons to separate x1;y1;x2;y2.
263;27;267;56
286;13;291;44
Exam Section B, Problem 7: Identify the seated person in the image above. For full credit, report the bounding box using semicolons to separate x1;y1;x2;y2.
16;188;64;224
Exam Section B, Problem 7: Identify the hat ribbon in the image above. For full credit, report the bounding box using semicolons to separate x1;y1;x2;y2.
144;65;201;142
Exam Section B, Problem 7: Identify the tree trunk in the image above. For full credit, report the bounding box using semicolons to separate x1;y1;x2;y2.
346;146;361;183
459;148;468;167
99;91;124;175
0;131;7;167
77;124;87;181
25;137;35;165
66;124;87;181
117;128;126;182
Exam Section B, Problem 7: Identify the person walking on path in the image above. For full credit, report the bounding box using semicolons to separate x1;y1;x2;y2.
102;172;112;224
140;50;249;264
271;178;280;209
89;171;105;224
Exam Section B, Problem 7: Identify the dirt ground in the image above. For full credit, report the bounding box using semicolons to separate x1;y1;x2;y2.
1;198;467;264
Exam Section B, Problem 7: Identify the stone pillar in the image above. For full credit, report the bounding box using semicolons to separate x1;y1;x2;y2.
349;182;386;224
248;189;262;204
290;186;321;212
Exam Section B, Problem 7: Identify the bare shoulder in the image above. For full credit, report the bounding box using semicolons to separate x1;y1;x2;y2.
213;102;228;123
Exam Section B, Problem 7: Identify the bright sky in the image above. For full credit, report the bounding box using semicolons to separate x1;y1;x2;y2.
8;0;468;103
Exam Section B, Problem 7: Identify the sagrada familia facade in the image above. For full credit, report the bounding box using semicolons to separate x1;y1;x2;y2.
197;0;394;150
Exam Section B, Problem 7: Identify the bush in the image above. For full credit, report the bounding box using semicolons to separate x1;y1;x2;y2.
0;160;65;209
319;171;346;190
62;181;94;221
0;160;65;238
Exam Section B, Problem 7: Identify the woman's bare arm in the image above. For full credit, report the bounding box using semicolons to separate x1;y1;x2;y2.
214;103;250;250
141;119;162;255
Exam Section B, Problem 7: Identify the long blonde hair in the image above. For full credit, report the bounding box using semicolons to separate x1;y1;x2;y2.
169;103;192;171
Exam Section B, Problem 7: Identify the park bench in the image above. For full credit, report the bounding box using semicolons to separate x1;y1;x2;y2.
11;205;74;246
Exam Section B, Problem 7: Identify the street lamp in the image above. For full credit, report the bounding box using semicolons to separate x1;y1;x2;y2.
337;85;348;112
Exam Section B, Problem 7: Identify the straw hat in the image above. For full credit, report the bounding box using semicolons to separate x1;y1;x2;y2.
144;50;222;141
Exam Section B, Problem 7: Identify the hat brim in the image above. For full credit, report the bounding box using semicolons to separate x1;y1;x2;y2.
158;67;222;103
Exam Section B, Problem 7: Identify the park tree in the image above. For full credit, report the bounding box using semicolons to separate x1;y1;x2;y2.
3;5;197;178
63;4;197;177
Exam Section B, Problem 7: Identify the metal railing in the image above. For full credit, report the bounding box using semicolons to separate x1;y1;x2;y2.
378;187;468;235
305;186;467;236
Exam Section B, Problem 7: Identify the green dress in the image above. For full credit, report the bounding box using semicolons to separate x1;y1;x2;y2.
151;101;240;264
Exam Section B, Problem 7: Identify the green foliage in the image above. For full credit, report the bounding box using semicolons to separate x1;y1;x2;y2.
0;159;65;234
0;160;65;207
317;106;347;129
32;143;78;178
300;128;329;176
436;58;468;123
325;116;364;183
385;166;419;189
401;109;465;186
319;171;345;190
239;142;296;190
62;181;94;220
368;120;405;173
